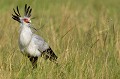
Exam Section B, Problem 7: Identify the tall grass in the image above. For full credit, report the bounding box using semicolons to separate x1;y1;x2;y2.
0;0;120;79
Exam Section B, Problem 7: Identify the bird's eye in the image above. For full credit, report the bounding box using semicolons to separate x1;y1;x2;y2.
23;18;30;23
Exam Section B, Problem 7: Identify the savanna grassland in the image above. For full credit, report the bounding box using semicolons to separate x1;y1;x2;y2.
0;0;120;79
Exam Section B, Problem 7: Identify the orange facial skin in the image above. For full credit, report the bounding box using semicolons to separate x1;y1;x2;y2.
23;18;30;23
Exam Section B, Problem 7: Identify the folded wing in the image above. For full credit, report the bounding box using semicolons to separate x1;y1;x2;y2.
32;34;58;62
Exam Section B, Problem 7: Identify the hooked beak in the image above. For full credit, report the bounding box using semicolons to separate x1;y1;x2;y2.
29;20;31;23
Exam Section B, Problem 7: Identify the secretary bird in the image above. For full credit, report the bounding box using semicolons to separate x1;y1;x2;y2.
12;4;58;68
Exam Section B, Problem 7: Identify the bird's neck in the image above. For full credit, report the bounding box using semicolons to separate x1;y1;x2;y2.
19;25;33;47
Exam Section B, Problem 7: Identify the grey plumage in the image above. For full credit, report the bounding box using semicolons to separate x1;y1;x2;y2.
12;4;58;68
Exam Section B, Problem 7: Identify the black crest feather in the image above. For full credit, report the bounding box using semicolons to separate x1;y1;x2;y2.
24;4;32;17
12;4;32;23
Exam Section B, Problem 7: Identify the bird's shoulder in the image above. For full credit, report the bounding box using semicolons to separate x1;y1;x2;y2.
31;34;49;51
32;34;44;41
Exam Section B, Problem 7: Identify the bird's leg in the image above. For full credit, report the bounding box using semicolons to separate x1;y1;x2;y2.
28;56;38;69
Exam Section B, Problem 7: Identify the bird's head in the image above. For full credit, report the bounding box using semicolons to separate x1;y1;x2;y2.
20;17;31;24
12;4;32;25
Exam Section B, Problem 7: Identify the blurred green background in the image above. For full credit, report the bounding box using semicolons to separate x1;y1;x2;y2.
0;0;120;79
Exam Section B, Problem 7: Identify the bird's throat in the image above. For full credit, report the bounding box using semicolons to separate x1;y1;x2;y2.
19;26;32;47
